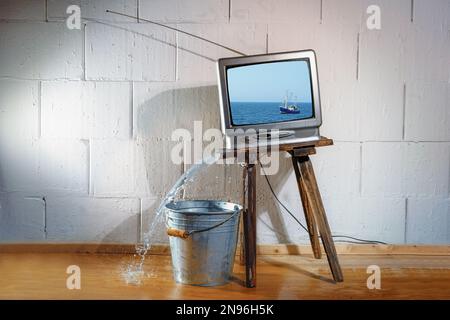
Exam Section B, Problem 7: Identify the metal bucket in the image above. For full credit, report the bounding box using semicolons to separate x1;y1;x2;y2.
165;200;242;286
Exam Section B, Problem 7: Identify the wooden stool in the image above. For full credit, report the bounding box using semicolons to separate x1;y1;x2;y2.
239;137;344;287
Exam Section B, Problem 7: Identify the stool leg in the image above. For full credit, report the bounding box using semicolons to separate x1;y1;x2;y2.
243;163;257;288
238;166;246;266
291;156;322;259
298;156;344;282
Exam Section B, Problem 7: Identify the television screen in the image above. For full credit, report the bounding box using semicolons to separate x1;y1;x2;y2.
226;59;314;126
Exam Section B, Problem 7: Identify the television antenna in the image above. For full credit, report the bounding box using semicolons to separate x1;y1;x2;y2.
105;10;247;57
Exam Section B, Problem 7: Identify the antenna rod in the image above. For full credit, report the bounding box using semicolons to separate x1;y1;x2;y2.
105;9;246;56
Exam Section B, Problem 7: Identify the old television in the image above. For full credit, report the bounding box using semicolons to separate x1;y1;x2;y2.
217;50;322;149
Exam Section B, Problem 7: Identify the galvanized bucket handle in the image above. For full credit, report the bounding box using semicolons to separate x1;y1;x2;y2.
166;206;241;239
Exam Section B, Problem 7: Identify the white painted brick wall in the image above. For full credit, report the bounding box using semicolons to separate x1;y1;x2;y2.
405;82;450;141
356;80;405;141
139;0;229;23
90;138;181;198
311;142;361;197
265;143;361;203
0;22;83;79
47;0;138;22
230;0;320;25
406;26;450;84
0;0;46;21
41;81;131;139
0;138;40;193
0;138;88;194
269;22;359;84
0;80;39;141
407;0;450;83
133;82;221;141
358;0;411;85
362;142;450;197
177;23;267;84
0;193;45;242
46;196;140;242
85;22;176;81
256;188;407;244
323;196;406;244
319;80;360;141
0;0;449;244
321;0;363;27
90;139;138;196
38;139;89;194
406;197;449;244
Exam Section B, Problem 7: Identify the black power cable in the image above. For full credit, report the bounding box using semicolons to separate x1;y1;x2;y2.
260;165;387;245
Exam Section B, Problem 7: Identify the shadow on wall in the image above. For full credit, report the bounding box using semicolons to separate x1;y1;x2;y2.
135;85;221;140
99;213;141;244
128;84;298;245
257;155;300;245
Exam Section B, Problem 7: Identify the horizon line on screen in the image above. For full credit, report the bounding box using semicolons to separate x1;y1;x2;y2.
229;100;312;103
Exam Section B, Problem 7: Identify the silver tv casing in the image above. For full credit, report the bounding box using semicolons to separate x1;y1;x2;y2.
217;50;322;149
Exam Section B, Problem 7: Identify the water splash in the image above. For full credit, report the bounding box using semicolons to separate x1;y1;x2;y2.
121;154;220;285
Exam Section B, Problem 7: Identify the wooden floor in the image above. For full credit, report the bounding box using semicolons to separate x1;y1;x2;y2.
0;252;449;299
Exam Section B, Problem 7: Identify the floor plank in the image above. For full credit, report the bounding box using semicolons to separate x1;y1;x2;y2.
0;253;449;299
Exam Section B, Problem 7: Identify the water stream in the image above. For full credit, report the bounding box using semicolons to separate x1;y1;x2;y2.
121;155;221;285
